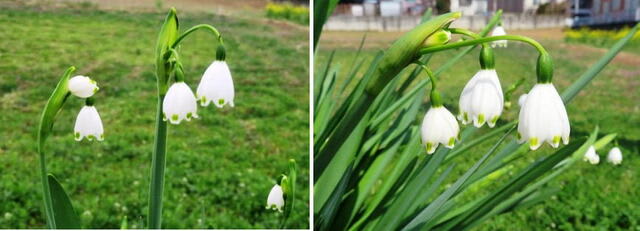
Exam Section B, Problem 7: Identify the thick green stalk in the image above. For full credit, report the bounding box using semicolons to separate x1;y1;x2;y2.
38;150;55;228
148;95;168;229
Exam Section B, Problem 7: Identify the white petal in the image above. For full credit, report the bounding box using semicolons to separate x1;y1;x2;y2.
196;61;235;108
421;106;459;153
163;82;198;124
74;106;104;141
68;75;99;98
607;147;622;165
517;83;569;150
266;184;284;212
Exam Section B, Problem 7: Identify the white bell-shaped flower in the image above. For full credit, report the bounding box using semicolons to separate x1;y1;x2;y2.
266;184;284;212
163;82;198;125
607;147;622;165
490;25;508;48
421;106;459;154
196;61;235;108
458;69;504;128
583;146;599;165
518;94;528;107
68;75;99;98
74;106;104;141
517;83;570;150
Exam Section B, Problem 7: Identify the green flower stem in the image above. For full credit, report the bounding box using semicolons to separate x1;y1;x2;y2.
149;95;168;229
417;63;442;107
171;24;224;48
38;149;55;228
448;28;495;70
419;35;552;82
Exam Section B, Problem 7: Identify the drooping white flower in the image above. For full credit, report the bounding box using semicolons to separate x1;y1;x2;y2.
490;25;508;48
518;94;528;107
68;75;99;98
196;61;235;108
583;146;599;165
74;106;104;141
163;82;198;124
266;184;284;212
517;83;570;150
421;106;459;154
607;147;622;165
458;69;504;128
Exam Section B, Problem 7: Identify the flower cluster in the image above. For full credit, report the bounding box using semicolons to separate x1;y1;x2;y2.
69;75;104;141
420;25;571;154
162;61;235;124
583;146;623;165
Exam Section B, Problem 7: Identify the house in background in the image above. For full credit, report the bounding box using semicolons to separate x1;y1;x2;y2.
451;0;568;15
568;0;640;27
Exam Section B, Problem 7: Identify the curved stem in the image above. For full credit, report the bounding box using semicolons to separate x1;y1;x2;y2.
416;63;442;107
171;24;224;48
449;28;481;40
420;35;548;57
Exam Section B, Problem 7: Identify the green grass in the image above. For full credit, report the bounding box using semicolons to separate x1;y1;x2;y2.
0;5;309;229
316;35;639;230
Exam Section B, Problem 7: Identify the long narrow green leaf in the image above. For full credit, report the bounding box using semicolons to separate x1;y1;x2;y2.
315;114;370;216
313;0;340;50
447;138;585;230
402;127;514;230
48;175;81;229
350;129;422;230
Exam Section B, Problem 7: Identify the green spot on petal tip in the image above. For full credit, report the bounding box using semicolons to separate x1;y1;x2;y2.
218;99;225;105
171;114;179;122
448;137;455;146
477;114;485;124
530;137;538;147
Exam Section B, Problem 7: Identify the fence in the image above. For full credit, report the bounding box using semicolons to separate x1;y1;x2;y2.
325;14;567;31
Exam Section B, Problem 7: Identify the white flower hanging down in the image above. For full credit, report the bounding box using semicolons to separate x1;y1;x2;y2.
196;61;235;108
458;69;504;128
490;25;508;48
607;147;623;165
266;184;284;212
163;82;198;124
421;106;459;154
517;83;570;150
68;75;99;98
74;105;104;141
583;146;599;165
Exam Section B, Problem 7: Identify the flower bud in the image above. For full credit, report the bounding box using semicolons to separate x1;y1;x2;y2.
424;29;451;47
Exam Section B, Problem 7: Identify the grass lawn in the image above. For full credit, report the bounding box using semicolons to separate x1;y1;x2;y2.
0;2;309;229
316;30;639;230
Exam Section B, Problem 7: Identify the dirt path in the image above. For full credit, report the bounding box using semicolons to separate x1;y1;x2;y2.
63;0;267;13
319;29;640;67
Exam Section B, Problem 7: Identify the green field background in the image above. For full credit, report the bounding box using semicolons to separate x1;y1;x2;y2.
316;29;640;230
0;2;309;229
